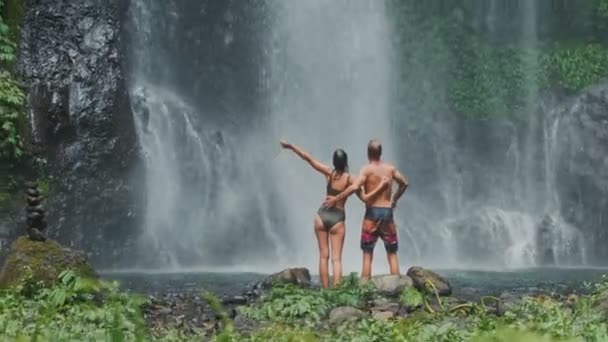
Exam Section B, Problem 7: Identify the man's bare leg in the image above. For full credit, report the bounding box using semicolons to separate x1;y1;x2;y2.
361;251;373;280
387;252;400;275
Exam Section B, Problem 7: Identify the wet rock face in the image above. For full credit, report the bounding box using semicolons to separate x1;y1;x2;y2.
551;81;608;263
18;0;141;267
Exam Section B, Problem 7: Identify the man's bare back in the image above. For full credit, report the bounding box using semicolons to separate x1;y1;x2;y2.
360;162;395;208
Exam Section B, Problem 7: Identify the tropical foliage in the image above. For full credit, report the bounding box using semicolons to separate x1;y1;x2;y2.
392;0;608;120
0;0;24;161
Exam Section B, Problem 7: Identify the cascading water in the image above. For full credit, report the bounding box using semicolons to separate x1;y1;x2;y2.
390;0;588;269
267;0;397;272
126;0;287;270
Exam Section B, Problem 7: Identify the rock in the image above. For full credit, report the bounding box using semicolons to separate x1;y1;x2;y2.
269;267;312;286
407;266;452;296
496;291;518;315
550;81;608;263
157;306;172;315
26;211;43;222
536;212;586;266
370;274;414;296
26;189;39;197
24;183;49;241
26;196;42;206
372;310;395;321
371;298;400;313
372;297;390;306
329;306;365;325
222;295;248;305
26;205;45;214
26;227;46;242
248;267;312;292
0;236;97;288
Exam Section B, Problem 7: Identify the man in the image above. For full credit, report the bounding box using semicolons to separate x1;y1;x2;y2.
323;139;408;279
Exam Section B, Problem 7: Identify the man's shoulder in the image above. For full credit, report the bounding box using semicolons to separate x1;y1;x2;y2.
382;162;397;172
360;164;372;173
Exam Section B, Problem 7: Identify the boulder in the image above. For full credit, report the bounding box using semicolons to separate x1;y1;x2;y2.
244;267;312;299
407;266;452;296
371;298;400;313
328;306;365;325
370;274;414;296
372;310;395;321
0;236;96;288
251;267;312;291
268;267;312;286
371;297;400;321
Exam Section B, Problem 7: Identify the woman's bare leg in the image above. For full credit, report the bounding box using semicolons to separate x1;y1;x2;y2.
329;222;346;287
314;215;330;289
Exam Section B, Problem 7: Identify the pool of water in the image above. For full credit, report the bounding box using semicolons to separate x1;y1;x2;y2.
101;267;608;298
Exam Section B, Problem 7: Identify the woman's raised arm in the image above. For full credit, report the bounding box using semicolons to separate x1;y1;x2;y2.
280;140;332;177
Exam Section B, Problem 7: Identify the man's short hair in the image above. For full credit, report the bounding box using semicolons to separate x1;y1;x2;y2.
367;139;382;160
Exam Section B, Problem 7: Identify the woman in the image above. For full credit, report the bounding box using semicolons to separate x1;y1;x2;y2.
279;140;389;288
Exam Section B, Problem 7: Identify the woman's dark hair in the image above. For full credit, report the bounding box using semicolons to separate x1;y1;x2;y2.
333;149;348;173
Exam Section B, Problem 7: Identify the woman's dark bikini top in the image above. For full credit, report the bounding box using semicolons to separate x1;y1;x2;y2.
326;171;348;196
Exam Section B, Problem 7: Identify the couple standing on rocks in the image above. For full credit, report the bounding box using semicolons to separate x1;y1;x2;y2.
280;139;409;288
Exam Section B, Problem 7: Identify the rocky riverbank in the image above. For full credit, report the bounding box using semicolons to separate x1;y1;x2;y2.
2;261;608;340
138;266;600;339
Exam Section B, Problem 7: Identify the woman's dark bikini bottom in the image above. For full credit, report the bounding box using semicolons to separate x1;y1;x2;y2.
317;207;345;231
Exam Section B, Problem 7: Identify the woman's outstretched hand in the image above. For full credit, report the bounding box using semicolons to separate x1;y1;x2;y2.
280;140;292;149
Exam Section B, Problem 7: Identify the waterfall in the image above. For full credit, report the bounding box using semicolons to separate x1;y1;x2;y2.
126;0;287;270
390;0;587;269
122;0;590;271
267;0;396;272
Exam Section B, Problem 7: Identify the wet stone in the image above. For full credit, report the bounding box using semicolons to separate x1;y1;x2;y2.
26;196;42;206
26;227;46;242
372;310;395;321
26;205;45;213
329;306;365;325
222;295;248;305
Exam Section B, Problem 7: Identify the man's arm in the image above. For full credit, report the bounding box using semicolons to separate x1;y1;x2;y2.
323;168;367;207
391;168;408;208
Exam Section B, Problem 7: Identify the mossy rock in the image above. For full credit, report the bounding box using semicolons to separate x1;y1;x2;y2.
0;236;97;288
